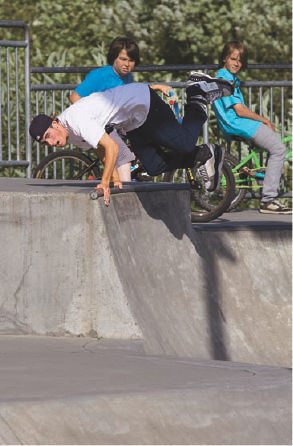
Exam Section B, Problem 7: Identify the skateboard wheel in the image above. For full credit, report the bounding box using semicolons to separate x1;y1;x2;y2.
90;191;99;200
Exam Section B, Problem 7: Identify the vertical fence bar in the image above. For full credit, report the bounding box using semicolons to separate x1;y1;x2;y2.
280;87;285;191
61;90;65;178
216;125;221;147
259;87;263;165
52;90;57;178
6;47;11;160
15;47;20;160
43;90;48;179
35;90;40;165
0;47;2;160
248;87;252;109
246;87;252;166
181;87;185;118
270;87;273;124
281;87;284;138
36;92;39;163
202;67;208;143
259;87;263;116
24;22;32;177
44;90;48;160
52;89;56;153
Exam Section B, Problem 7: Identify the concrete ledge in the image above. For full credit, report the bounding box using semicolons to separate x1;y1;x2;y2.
0;178;291;367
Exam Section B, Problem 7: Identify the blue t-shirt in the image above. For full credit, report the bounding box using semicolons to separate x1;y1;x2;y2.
75;65;133;97
212;68;261;140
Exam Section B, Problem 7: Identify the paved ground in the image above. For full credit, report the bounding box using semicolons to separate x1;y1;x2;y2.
0;336;291;445
193;208;292;230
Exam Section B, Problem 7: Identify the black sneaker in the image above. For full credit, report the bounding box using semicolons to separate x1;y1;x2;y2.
196;144;225;192
136;172;154;182
260;199;292;214
186;71;234;104
131;161;154;182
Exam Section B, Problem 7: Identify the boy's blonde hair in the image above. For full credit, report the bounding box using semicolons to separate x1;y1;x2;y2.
219;40;248;70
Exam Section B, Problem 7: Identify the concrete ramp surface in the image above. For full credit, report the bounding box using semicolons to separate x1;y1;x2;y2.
0;178;291;366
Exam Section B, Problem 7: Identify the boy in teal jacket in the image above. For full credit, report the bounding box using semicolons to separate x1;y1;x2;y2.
213;40;291;214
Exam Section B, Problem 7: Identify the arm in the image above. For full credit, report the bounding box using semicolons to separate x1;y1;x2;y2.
70;91;82;104
233;103;275;131
95;133;120;205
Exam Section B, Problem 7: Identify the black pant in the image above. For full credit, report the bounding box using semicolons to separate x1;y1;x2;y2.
127;88;207;176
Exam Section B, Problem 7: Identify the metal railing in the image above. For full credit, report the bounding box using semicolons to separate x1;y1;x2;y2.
30;75;292;173
0;20;292;182
0;21;31;175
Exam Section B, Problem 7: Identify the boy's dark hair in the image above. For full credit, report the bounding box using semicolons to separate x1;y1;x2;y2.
219;40;248;70
107;37;140;66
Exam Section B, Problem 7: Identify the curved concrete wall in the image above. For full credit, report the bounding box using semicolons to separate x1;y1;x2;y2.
0;179;291;366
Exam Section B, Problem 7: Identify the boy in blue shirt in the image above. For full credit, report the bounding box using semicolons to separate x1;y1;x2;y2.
212;40;291;214
70;37;137;103
70;37;170;102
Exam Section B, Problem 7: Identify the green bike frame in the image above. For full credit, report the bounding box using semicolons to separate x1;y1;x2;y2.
221;135;292;189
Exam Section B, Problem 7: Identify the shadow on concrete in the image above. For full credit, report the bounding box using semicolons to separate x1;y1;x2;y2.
132;191;291;362
192;234;235;361
132;189;237;361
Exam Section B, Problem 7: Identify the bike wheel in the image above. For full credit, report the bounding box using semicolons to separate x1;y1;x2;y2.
163;161;235;223
224;153;248;211
33;150;102;180
191;153;248;212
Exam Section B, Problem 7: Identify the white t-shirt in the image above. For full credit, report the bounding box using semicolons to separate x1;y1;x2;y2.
58;83;151;150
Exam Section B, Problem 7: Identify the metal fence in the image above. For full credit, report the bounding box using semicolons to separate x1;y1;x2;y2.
0;21;31;174
0;20;292;183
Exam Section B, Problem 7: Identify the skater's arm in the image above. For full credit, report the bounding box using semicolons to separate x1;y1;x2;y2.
94;133;120;205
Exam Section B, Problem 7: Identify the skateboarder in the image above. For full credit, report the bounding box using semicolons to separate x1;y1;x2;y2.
29;72;234;205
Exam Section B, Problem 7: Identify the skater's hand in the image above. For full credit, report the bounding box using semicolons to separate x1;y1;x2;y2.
112;179;123;189
96;133;119;206
161;85;173;96
95;182;110;206
150;84;173;96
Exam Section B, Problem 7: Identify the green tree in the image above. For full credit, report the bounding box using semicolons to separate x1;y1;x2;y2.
1;0;291;73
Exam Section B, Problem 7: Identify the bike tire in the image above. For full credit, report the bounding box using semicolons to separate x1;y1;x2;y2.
189;153;248;212
33;150;102;180
224;152;248;211
163;160;235;223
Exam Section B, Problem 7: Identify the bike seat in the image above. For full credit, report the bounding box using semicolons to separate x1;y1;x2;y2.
231;135;247;143
231;135;254;148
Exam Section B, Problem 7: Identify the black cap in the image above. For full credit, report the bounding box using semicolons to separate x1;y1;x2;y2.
29;114;53;142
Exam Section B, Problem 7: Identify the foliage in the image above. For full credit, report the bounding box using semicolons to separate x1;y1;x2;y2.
1;0;291;74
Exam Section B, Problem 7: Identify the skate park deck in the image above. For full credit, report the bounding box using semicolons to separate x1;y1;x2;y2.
0;177;291;444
